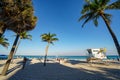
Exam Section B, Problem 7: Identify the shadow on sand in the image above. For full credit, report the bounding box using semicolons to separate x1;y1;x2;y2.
8;61;120;80
65;60;87;65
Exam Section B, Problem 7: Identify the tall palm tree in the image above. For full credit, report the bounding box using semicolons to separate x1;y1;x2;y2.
0;36;9;48
79;0;120;57
1;0;37;75
15;31;32;54
12;31;32;62
14;31;32;55
41;33;58;66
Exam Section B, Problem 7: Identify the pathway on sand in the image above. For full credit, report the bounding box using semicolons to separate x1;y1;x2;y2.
7;60;120;80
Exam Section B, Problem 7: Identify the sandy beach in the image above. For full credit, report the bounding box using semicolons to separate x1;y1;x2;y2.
0;58;120;80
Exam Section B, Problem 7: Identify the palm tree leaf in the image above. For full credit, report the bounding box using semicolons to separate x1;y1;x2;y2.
106;0;120;9
19;31;32;40
100;0;110;6
4;38;8;41
94;0;98;4
1;42;9;48
81;16;92;28
92;14;100;27
103;13;112;23
50;34;56;37
93;17;98;27
0;35;9;48
51;38;59;41
79;12;95;27
81;4;90;14
79;0;114;28
41;33;58;44
41;33;48;37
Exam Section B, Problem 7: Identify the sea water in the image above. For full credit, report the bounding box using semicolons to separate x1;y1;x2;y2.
13;55;120;61
0;55;119;61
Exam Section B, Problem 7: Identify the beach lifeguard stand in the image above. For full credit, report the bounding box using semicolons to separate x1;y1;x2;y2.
87;48;107;62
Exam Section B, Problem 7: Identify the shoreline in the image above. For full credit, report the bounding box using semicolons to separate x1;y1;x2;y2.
1;55;119;60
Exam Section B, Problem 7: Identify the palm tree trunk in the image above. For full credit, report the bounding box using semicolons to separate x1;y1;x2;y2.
11;38;21;63
101;14;120;57
1;34;20;75
43;44;49;66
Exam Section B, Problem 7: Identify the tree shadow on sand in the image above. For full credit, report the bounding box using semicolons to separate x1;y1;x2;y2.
8;62;120;80
65;60;87;65
98;67;120;79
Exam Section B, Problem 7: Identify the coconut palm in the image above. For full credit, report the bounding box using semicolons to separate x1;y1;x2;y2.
0;36;9;48
41;33;58;66
1;0;37;75
15;31;32;54
12;31;32;62
14;31;32;56
79;0;120;56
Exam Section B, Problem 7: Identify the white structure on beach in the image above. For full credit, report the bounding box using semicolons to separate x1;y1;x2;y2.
87;48;107;59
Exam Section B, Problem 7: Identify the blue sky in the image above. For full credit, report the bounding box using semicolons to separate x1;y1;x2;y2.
0;0;120;56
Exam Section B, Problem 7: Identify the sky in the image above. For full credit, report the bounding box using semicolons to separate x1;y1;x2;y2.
0;0;120;56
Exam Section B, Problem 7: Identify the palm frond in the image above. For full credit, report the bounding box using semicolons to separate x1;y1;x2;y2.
19;31;32;40
50;34;56;37
51;38;59;41
79;0;114;28
100;0;110;6
40;33;58;44
79;12;95;27
81;4;90;14
1;42;9;48
92;14;100;27
106;0;120;9
41;33;48;37
0;35;9;48
103;13;112;23
93;17;98;27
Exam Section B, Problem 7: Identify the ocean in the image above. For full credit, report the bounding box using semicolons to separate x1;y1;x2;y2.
13;55;120;61
0;55;119;61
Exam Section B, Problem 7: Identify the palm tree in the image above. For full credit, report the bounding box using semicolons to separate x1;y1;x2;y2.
12;31;32;62
41;33;58;66
79;0;120;57
0;36;9;48
1;0;37;75
14;31;32;55
15;31;32;54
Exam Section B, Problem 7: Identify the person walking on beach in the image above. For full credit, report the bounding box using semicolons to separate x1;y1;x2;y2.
22;57;28;69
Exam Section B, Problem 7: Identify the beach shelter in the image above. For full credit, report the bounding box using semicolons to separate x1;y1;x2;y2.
87;48;107;59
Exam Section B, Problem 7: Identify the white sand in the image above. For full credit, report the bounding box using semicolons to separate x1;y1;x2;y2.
0;59;23;80
0;59;120;80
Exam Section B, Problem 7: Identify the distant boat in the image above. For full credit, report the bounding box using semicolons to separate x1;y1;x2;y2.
0;54;8;60
87;48;107;60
